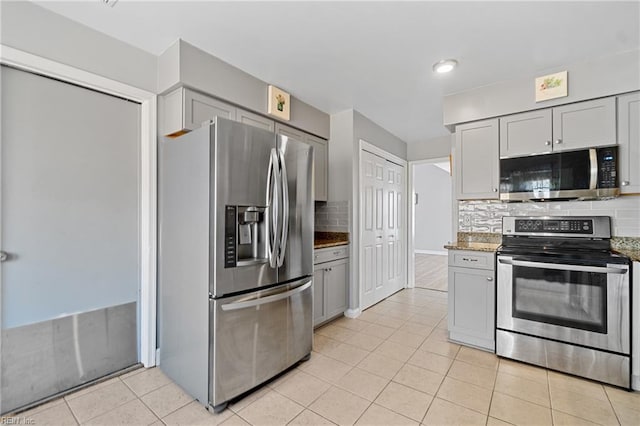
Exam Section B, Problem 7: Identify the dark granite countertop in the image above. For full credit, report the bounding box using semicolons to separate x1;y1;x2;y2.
314;232;349;249
444;232;501;252
611;237;640;262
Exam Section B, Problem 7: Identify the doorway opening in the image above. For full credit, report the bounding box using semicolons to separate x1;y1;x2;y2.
410;158;453;292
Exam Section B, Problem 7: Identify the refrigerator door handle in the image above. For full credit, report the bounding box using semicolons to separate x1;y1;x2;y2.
267;148;280;268
277;149;289;267
220;280;312;311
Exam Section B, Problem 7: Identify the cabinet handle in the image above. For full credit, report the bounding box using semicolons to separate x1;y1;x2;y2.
621;181;630;186
545;140;551;146
462;257;478;262
333;251;342;255
555;139;563;145
487;277;493;281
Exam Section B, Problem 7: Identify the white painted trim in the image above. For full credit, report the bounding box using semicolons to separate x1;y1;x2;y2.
358;139;408;310
407;157;454;292
415;250;448;256
1;45;158;368
344;308;361;319
360;140;407;167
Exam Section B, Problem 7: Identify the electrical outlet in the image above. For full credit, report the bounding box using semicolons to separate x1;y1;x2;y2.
462;215;472;227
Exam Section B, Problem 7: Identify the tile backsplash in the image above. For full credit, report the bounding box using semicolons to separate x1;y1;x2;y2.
315;200;349;232
458;195;640;237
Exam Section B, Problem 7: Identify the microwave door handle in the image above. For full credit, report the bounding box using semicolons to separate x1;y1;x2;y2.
220;280;311;311
498;258;627;274
276;149;289;268
589;148;598;190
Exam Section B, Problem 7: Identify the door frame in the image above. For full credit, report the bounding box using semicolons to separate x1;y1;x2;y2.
0;45;158;367
407;157;455;288
356;139;407;312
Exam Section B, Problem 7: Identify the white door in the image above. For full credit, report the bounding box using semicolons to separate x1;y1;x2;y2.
361;150;406;309
385;160;405;295
361;150;385;308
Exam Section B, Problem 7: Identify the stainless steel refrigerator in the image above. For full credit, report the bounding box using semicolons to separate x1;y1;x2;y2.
158;117;313;413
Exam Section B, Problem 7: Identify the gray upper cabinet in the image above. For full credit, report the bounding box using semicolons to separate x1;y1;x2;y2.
276;123;328;201
306;135;328;201
184;89;236;131
552;97;616;152
618;92;640;194
455;118;499;200
500;109;552;157
237;107;275;132
161;87;275;136
500;97;617;158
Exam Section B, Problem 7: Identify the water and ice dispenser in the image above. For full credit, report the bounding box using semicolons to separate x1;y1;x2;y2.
224;205;267;268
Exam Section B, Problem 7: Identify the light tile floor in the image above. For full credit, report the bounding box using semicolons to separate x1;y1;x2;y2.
7;288;640;425
414;254;447;292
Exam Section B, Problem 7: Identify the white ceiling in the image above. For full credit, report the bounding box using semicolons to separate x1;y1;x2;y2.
34;1;640;144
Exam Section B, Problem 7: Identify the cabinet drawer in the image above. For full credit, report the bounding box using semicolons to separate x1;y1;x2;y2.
448;250;495;270
314;246;349;264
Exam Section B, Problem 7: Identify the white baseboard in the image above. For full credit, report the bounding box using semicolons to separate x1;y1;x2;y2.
633;374;639;391
415;249;448;256
344;308;361;318
155;348;161;365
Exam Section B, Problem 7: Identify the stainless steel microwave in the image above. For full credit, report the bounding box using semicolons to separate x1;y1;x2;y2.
499;146;619;201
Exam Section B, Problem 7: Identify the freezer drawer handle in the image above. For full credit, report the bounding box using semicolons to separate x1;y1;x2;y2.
498;258;628;274
220;280;312;311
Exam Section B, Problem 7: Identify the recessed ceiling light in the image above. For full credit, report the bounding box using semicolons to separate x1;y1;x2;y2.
102;0;119;7
433;59;458;74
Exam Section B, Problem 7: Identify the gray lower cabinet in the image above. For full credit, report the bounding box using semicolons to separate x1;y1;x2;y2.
455;118;499;200
313;246;349;327
276;123;329;201
618;91;640;194
448;250;495;351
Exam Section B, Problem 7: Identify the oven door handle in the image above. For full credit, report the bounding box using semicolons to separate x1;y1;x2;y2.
498;258;628;274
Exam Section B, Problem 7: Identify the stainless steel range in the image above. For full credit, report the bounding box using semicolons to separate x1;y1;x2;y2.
496;216;632;388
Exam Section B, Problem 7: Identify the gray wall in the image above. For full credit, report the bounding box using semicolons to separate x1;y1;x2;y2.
408;135;452;161
443;49;640;127
159;39;330;139
1;66;140;328
354;110;407;160
0;1;157;93
414;164;452;253
327;110;354;203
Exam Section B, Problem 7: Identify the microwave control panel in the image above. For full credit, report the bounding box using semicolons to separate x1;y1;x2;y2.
597;147;617;188
514;219;593;234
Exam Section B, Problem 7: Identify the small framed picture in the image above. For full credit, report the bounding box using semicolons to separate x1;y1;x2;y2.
535;71;568;102
267;85;290;121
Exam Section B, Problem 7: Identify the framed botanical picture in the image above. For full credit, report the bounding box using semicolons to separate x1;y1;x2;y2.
535;71;568;102
267;85;290;121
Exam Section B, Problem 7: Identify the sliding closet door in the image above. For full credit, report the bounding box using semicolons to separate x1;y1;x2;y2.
0;66;140;413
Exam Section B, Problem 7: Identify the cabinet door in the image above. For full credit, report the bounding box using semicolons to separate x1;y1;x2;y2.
448;266;495;350
275;122;305;142
455;119;499;200
237;108;275;132
313;267;326;326
306;135;328;201
184;89;236;131
325;259;348;319
618;92;640;194
500;109;552;157
552;97;616;151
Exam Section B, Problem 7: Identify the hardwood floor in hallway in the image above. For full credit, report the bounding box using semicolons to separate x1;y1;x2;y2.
414;254;448;292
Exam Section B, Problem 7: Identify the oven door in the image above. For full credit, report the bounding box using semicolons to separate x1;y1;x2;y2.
497;255;630;354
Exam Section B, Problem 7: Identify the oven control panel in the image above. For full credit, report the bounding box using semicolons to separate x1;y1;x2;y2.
503;216;610;239
514;219;593;234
